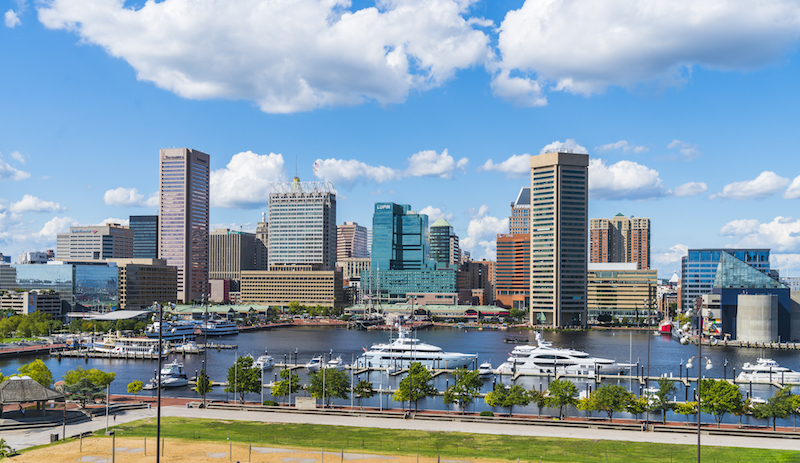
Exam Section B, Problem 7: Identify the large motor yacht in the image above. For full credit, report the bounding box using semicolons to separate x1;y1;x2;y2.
199;319;239;336
358;327;477;369
737;358;800;382
146;321;197;341
495;332;630;375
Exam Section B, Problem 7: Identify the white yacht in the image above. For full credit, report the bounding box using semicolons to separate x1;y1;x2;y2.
737;358;800;382
495;332;630;375
159;360;189;387
306;355;324;372
199;319;238;336
478;362;493;376
323;356;345;371
358;327;477;369
173;340;203;354
146;321;197;341
254;352;275;370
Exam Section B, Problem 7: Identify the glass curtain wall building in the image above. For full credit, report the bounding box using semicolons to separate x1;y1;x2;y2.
362;203;456;301
12;261;119;311
130;215;158;258
429;218;459;266
680;248;770;310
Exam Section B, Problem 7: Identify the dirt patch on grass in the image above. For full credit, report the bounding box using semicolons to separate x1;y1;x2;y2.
15;438;477;463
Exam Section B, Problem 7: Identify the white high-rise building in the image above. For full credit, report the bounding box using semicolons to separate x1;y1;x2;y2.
56;224;133;260
268;177;336;270
158;148;210;304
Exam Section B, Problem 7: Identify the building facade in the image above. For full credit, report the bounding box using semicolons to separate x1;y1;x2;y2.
268;178;337;270
529;152;588;327
108;258;178;310
590;214;650;269
158;148;210;304
255;213;269;270
0;290;63;316
56;224;134;260
337;222;369;261
587;263;658;324
12;261;118;311
209;228;257;288
509;187;531;235
240;268;343;307
495;233;529;310
680;248;771;311
130;215;159;259
430;218;460;266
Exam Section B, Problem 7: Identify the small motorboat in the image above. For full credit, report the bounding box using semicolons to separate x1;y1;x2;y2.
477;362;493;376
306;355;324;372
323;356;345;371
255;352;275;370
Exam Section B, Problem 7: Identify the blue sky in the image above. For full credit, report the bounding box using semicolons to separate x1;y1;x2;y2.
2;0;800;279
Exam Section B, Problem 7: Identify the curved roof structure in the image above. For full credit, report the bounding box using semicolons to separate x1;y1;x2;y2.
0;376;63;404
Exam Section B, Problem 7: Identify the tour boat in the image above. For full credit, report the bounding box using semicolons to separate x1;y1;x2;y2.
199;319;239;336
495;331;631;375
737;358;800;382
358;327;477;369
146;321;198;341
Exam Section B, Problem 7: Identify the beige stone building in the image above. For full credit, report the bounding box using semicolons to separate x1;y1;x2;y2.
0;290;63;316
108;258;178;310
240;268;343;307
57;224;134;260
587;263;657;324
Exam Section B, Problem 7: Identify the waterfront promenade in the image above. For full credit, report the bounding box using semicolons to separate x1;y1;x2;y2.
3;402;800;454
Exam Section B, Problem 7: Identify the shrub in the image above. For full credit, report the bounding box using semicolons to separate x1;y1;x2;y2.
479;411;494;417
263;400;279;406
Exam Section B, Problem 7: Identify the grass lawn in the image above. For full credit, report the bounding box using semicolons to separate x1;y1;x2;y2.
108;417;800;463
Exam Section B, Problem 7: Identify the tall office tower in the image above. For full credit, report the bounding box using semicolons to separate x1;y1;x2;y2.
255;213;269;270
158;148;210;304
366;229;372;258
268;177;336;270
590;214;651;269
509;187;531;234
362;203;455;301
209;229;257;289
337;222;368;260
429;218;460;266
680;248;771;311
530;151;589;327
130;215;159;259
56;224;134;260
495;234;530;309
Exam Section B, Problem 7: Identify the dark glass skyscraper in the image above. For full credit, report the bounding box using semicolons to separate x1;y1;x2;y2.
130;215;158;258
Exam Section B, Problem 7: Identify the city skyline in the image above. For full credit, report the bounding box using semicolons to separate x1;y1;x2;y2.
3;1;800;279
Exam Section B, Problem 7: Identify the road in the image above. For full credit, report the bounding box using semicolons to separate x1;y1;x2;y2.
3;406;799;453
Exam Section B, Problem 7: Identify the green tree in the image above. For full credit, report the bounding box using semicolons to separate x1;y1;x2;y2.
16;359;54;387
625;396;649;423
393;362;436;412
353;379;375;409
484;382;508;411
442;368;482;414
789;394;800;430
64;367;116;387
546;379;578;420
585;384;633;423
502;384;532;417
674;401;697;424
653;378;677;424
272;368;301;405
64;377;105;408
698;378;743;428
195;368;213;396
307;368;351;407
752;387;793;431
529;388;547;417
225;355;261;402
127;380;143;398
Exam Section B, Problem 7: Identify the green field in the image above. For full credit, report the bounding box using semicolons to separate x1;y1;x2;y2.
108;417;800;463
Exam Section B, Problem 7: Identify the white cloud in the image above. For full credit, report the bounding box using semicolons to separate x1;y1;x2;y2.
719;216;800;252
783;175;800;199
405;149;467;179
495;0;800;104
211;151;286;208
315;158;400;187
0;155;31;181
772;253;800;277
595;140;648;154
4;9;20;28
672;181;708;197
9;195;66;213
490;70;547;107
99;217;129;226
103;187;157;207
651;243;688;274
38;0;493;114
211;222;256;233
461;205;508;260
588;158;665;200
477;153;530;177
667;140;701;160
710;171;790;200
10;151;25;164
38;216;76;237
540;139;588;155
419;206;453;222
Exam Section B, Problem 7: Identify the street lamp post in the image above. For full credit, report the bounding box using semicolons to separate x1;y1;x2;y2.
723;359;729;382
686;306;712;463
155;301;164;463
202;294;209;408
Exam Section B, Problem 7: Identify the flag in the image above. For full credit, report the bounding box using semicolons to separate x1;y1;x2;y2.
313;161;320;173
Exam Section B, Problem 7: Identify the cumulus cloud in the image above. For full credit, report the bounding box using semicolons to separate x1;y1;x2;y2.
9;195;65;213
5;9;20;27
588;159;665;200
461;205;508;260
490;70;547;107
719;216;800;252
494;0;800;104
38;216;76;237
651;243;688;273
672;181;708;197
667;140;701;160
405;149;467;179
315;158;400;187
477;153;530;177
772;253;800;277
103;187;157;207
710;171;790;200
783;175;800;199
10;151;25;164
38;0;493;114
0;155;31;181
540;139;588;155
595;140;648;154
99;217;129;226
419;206;453;222
211;151;286;208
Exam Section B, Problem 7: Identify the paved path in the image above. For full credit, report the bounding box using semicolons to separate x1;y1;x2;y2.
3;406;799;453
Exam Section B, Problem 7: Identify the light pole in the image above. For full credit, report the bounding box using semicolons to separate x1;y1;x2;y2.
202;294;208;408
154;301;164;463
723;359;729;382
686;306;712;463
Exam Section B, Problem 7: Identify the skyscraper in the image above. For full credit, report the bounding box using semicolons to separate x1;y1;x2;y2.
590;214;650;269
158;148;210;304
209;229;257;289
268;177;336;270
130;215;159;259
529;151;588;327
495;233;529;309
509;187;531;234
429;218;459;266
56;224;134;260
336;222;368;261
255;213;269;270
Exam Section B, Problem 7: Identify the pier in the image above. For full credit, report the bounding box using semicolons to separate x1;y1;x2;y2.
50;348;166;360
